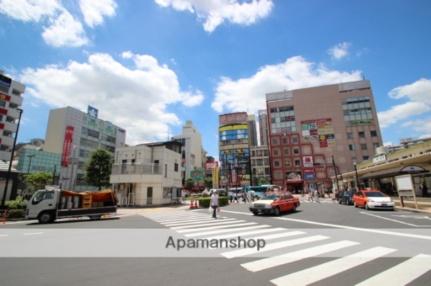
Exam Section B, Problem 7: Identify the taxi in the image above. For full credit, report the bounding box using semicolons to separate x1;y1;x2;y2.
249;193;300;216
352;189;394;210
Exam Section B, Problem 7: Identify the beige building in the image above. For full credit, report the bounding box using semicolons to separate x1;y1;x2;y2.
172;120;204;185
250;145;271;185
110;141;182;206
266;80;383;191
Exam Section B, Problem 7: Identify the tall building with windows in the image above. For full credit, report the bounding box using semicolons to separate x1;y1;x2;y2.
266;80;382;191
172;120;204;185
219;112;251;187
0;72;25;161
247;114;258;147
44;106;126;190
258;110;269;146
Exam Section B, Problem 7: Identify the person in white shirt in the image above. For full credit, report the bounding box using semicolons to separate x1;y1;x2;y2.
210;191;219;219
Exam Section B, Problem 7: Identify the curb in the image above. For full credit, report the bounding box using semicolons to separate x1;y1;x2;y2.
395;206;431;214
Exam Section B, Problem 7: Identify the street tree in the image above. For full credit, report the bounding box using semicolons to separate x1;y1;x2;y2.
185;178;194;190
86;149;112;190
24;172;53;197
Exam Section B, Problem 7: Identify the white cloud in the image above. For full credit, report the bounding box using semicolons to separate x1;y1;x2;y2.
0;0;117;47
402;118;431;139
79;0;117;28
378;78;431;128
378;102;430;128
154;0;273;32
328;42;351;60
0;0;60;22
42;10;88;47
211;56;362;113
20;52;204;144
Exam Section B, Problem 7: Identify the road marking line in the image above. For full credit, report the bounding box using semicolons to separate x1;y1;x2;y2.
163;218;237;227
242;240;359;272
23;232;43;236
239;230;305;242
222;210;253;216
205;228;286;240
355;254;431;286
222;235;329;259
270;247;396;286
153;216;228;223
171;220;245;230
149;215;211;221
218;210;431;241
185;225;270;237
177;222;257;233
360;211;419;227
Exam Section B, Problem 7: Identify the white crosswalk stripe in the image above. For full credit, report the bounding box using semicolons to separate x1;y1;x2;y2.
185;225;271;237
177;222;257;233
222;235;329;259
163;218;237;227
242;240;359;272
171;220;246;230
205;227;286;240
270;247;396;286
355;254;431;286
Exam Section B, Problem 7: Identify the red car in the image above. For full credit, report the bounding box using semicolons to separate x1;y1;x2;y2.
249;194;300;216
353;189;395;210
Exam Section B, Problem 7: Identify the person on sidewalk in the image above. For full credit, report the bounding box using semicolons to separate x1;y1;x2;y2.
210;190;219;219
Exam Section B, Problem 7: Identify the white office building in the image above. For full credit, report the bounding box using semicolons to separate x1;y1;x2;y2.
110;141;182;206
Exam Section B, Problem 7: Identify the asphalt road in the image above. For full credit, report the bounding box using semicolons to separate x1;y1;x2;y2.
0;200;430;286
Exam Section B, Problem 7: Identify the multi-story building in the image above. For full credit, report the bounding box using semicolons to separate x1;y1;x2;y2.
250;145;271;185
266;80;383;191
172;120;204;185
0;72;25;161
16;146;61;174
44;106;126;190
248;114;258;147
258;110;269;146
219;112;251;187
110;140;182;206
204;156;220;188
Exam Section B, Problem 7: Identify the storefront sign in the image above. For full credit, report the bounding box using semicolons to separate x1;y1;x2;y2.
219;112;248;126
400;166;426;174
303;156;313;168
303;170;315;181
61;126;74;167
301;118;335;148
286;171;302;182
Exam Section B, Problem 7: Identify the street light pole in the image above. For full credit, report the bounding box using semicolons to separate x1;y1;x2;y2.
353;161;360;191
1;108;23;207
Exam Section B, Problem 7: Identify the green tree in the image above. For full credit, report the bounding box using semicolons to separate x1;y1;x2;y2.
185;178;194;190
24;172;53;197
204;177;213;189
86;149;112;190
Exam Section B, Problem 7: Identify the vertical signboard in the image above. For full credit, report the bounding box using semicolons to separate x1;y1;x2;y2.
61;126;74;167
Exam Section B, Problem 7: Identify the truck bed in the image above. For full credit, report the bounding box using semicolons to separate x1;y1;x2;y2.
57;206;117;217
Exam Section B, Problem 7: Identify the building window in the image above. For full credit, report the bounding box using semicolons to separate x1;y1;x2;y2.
131;159;136;165
273;160;281;168
347;132;353;139
293;147;300;155
272;148;280;157
373;143;380;149
358;131;365;138
360;144;368;150
271;137;280;145
342;96;373;125
165;164;167;178
284;159;291;167
348;144;355;151
363;155;369;160
282;137;289;144
370;130;378;137
174;163;179;172
283;147;290;156
294;159;301;167
291;135;299;144
122;159;127;164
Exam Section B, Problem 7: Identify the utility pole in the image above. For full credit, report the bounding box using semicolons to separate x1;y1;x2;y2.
1;108;23;207
331;155;340;192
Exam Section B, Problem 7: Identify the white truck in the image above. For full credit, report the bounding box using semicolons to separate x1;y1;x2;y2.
26;186;117;224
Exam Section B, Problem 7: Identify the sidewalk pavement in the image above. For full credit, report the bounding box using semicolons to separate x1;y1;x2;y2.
392;197;431;214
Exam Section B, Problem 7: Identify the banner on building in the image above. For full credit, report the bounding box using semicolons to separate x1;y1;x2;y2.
303;169;316;181
302;156;314;168
87;105;98;118
219;112;248;126
61;126;74;167
286;171;302;182
301;118;335;148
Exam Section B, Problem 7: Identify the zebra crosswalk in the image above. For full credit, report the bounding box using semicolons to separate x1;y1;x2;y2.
145;210;431;286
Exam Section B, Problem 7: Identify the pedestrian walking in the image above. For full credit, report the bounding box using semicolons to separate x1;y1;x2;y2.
210;190;219;219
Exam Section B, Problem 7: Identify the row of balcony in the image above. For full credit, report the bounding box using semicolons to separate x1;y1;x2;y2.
111;163;162;175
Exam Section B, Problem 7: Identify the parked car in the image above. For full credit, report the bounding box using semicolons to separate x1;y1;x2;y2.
249;194;300;216
338;190;354;205
353;189;394;210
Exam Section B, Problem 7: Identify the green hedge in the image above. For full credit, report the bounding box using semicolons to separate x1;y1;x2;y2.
197;196;229;208
5;196;27;210
6;209;25;219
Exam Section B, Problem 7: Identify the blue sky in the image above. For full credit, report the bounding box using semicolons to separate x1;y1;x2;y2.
0;0;430;158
